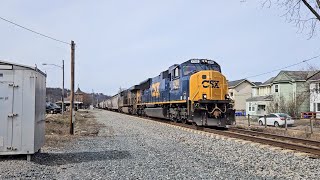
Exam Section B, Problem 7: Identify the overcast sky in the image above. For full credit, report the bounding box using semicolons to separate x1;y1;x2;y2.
1;1;319;95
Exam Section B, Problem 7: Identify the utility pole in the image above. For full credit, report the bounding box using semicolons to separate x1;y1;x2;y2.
70;40;75;135
62;60;65;115
92;89;94;108
42;61;65;114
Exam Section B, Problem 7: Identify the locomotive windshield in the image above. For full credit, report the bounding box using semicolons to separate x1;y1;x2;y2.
182;63;221;76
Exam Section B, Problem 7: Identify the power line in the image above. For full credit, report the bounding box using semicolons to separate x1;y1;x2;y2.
0;16;70;45
244;55;320;79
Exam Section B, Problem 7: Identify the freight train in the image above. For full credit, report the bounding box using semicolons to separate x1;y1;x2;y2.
100;59;235;127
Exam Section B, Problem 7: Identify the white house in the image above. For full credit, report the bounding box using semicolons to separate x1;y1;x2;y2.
246;77;274;117
308;71;320;118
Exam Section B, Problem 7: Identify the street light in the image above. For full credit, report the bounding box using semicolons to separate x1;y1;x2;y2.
42;60;65;115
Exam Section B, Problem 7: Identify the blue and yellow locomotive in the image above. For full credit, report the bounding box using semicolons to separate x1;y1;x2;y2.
106;59;235;127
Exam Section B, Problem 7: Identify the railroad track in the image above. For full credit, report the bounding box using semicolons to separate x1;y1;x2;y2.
103;109;320;157
202;127;320;157
229;128;320;148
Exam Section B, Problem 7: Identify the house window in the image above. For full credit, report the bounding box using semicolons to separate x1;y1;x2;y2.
317;83;320;93
230;92;234;97
318;103;320;111
275;85;279;93
252;106;255;112
249;103;252;111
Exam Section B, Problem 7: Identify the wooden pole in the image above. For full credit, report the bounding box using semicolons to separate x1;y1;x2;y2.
285;116;287;131
264;115;267;128
247;114;250;127
62;60;65;115
69;40;75;135
310;114;314;134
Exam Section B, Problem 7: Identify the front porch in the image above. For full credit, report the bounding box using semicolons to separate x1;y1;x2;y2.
246;95;273;118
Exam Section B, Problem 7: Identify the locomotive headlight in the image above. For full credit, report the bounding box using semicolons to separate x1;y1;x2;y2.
202;94;207;100
225;94;230;99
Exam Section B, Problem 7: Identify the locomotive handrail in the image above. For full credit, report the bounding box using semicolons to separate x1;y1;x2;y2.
191;89;200;101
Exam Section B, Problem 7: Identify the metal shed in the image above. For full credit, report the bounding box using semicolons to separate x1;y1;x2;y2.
0;60;46;160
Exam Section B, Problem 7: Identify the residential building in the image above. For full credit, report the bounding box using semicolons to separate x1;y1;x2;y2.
228;79;258;114
246;71;319;117
308;71;320;113
246;77;274;117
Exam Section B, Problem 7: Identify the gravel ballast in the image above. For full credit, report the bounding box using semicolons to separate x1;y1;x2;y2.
1;109;320;179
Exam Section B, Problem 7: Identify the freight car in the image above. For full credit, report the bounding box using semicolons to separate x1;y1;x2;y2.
104;59;235;127
106;94;119;111
99;100;106;109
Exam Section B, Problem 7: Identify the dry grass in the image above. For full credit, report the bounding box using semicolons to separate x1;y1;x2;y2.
235;117;320;141
45;110;104;148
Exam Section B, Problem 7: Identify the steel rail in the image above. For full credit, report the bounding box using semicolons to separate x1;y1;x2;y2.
149;118;320;157
139;117;320;157
229;128;320;148
200;127;320;156
101;109;320;157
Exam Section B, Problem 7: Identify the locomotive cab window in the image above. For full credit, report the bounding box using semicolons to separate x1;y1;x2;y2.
173;67;180;78
182;63;221;76
183;65;197;76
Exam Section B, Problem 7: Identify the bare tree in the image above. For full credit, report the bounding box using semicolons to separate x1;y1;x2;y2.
268;93;308;117
261;0;320;38
82;93;94;107
266;67;319;117
267;95;285;114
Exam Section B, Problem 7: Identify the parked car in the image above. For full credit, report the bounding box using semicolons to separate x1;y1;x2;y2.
258;113;294;127
46;102;62;114
55;102;67;112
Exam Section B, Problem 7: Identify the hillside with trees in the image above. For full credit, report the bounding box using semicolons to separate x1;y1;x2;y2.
46;87;110;106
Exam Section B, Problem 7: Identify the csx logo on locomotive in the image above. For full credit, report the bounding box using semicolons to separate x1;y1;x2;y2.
202;80;220;88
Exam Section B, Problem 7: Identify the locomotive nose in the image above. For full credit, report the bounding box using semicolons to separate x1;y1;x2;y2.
189;70;228;101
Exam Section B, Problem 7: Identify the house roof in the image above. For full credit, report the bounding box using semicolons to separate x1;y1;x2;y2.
258;77;275;86
228;79;245;88
307;71;320;81
56;100;83;104
253;82;262;86
228;79;256;88
75;87;84;94
275;70;316;82
246;95;273;102
252;71;319;87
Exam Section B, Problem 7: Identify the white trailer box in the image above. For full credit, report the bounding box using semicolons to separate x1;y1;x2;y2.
0;61;46;159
